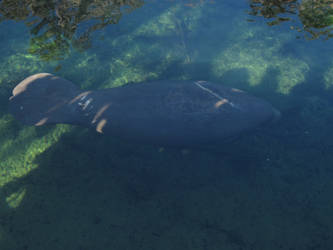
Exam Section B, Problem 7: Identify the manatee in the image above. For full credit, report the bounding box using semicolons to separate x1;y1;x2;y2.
9;73;280;147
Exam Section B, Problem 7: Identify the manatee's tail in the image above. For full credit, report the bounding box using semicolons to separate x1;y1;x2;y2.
9;73;80;126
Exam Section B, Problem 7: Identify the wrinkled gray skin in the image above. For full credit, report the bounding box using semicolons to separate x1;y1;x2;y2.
9;73;280;147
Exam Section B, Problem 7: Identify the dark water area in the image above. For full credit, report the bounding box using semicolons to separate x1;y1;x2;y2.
1;0;333;249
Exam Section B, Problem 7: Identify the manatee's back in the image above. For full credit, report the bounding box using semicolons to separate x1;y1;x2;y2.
95;80;279;146
9;73;80;126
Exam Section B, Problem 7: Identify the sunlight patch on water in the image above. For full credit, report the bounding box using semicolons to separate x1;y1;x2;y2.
107;44;161;88
6;187;26;208
212;21;309;94
275;57;309;94
212;42;309;94
0;53;48;81
323;66;333;89
0;124;71;188
133;2;204;38
135;5;184;37
101;2;204;88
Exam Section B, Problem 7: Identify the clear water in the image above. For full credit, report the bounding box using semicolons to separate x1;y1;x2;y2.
1;0;333;249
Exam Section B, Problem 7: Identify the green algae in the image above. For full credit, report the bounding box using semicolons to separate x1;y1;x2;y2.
0;124;72;188
134;3;203;38
212;24;309;94
323;63;333;89
5;187;26;208
98;3;205;88
0;53;57;88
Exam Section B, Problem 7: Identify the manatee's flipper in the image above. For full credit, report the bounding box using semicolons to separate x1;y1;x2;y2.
9;73;80;126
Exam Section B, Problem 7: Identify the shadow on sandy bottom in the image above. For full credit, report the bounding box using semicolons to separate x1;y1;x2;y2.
1;117;333;250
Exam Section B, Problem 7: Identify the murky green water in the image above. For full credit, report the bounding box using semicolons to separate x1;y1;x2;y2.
1;0;333;249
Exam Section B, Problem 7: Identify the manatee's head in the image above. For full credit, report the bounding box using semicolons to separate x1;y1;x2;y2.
9;73;79;126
